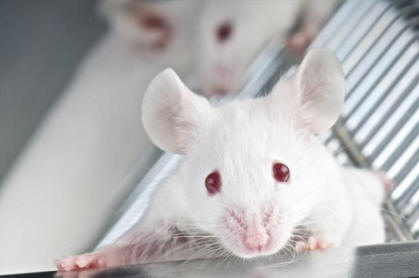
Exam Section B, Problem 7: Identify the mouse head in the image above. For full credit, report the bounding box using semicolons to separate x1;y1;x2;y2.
143;49;344;258
100;0;200;50
197;0;301;97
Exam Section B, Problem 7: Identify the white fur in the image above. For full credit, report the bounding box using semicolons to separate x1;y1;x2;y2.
57;49;385;270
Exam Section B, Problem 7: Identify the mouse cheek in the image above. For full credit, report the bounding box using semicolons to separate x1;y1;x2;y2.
273;220;295;251
189;192;221;233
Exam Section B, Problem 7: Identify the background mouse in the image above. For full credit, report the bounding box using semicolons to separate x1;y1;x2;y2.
0;0;202;272
196;0;338;97
57;49;387;271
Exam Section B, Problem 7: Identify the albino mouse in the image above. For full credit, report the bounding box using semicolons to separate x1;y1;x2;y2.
57;49;387;271
0;0;201;273
197;0;337;97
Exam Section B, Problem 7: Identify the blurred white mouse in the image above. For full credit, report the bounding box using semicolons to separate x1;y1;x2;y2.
197;0;337;97
0;0;202;273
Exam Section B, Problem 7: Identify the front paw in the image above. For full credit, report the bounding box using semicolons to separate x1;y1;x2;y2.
56;252;107;271
295;235;334;253
286;25;319;56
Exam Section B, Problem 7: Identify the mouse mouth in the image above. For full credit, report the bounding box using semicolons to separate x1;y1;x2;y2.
217;208;288;258
218;226;283;259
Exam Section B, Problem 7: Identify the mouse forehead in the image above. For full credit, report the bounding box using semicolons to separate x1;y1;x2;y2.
202;1;241;23
201;1;300;34
203;99;299;160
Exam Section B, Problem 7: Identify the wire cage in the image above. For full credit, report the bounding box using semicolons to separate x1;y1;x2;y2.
98;0;419;246
314;0;419;241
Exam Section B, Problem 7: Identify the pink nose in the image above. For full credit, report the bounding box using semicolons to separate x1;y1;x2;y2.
211;86;228;96
243;230;270;252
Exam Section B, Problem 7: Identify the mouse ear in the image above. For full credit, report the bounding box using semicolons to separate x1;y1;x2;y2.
294;48;345;134
99;0;172;49
142;68;211;154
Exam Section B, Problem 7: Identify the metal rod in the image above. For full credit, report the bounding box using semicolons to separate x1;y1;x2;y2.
344;28;418;102
344;44;419;121
359;75;419;148
345;6;418;79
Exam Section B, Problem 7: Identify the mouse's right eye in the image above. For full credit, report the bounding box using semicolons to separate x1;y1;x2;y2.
205;171;222;195
216;21;233;43
141;14;167;30
273;162;290;183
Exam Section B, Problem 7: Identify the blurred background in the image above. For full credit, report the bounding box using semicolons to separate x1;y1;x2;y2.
0;0;418;275
0;0;104;181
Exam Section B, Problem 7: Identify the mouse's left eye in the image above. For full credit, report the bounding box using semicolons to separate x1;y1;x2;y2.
205;171;222;195
216;21;233;43
273;162;290;183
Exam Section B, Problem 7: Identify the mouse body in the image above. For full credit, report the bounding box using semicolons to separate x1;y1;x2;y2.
57;49;386;271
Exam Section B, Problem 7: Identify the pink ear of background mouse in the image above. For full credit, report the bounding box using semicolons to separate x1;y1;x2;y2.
101;0;181;50
136;10;173;50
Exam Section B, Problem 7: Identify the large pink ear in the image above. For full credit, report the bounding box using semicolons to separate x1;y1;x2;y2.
142;69;212;154
294;48;345;133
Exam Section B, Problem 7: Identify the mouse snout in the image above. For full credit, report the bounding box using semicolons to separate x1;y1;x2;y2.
221;208;279;257
243;225;271;252
210;86;228;96
202;65;235;97
216;21;233;43
203;84;230;97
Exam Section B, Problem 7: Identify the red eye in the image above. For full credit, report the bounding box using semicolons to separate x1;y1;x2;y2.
141;14;167;30
273;163;290;183
205;171;222;195
216;21;233;43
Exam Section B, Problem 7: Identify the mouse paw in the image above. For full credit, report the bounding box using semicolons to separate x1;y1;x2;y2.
295;235;334;253
56;253;106;271
374;171;394;193
286;25;319;56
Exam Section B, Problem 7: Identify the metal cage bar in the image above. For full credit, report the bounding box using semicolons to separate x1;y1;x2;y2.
319;0;419;240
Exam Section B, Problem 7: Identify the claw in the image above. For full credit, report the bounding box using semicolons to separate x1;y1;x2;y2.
56;253;104;271
295;235;333;253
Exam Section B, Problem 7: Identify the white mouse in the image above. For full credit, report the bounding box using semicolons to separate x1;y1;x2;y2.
196;0;337;97
56;49;387;271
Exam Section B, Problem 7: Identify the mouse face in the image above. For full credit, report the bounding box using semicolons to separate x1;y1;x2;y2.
180;99;324;257
197;0;302;97
142;49;345;258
